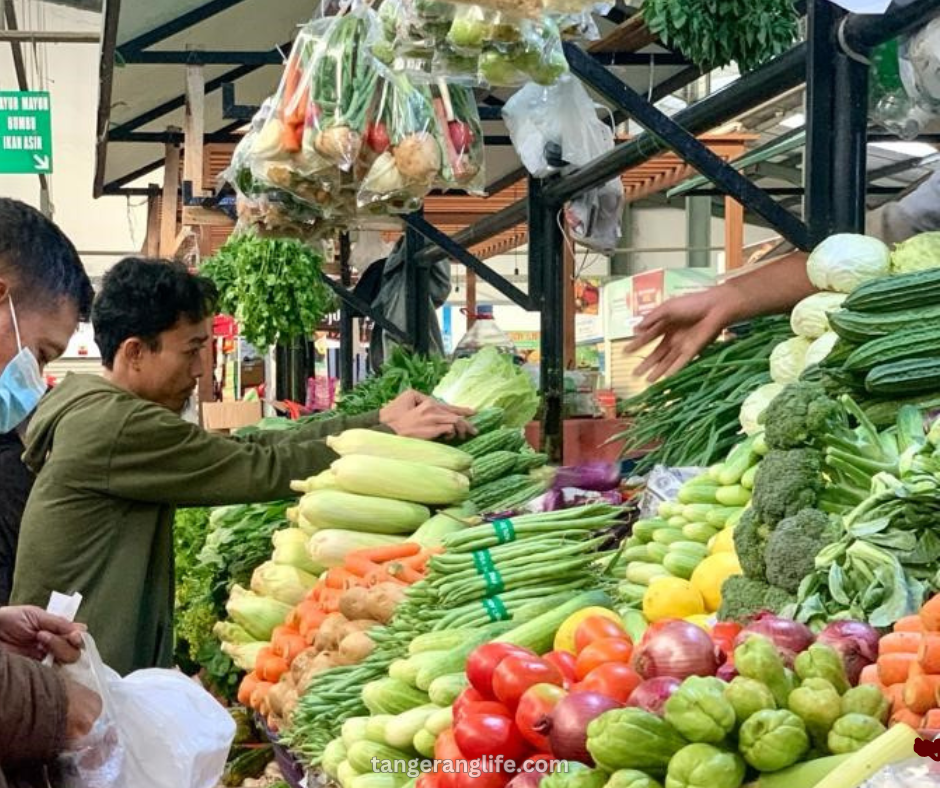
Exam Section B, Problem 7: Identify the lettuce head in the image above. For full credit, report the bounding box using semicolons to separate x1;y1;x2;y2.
891;231;940;274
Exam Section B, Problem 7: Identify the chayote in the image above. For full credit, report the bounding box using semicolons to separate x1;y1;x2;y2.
734;635;793;708
724;677;776;728
664;743;746;788
787;678;842;751
738;709;810;772
604;770;663;788
840;685;890;724
543;763;608;788
794;644;850;695
664;676;737;744
587;708;687;777
827;713;887;755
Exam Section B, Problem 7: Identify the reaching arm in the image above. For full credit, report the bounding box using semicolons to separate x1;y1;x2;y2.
0;650;69;764
626;252;815;382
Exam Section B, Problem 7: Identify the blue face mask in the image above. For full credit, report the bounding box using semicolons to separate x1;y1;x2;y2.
0;297;47;433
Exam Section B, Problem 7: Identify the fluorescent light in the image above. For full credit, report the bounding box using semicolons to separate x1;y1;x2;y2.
871;141;939;158
780;113;805;129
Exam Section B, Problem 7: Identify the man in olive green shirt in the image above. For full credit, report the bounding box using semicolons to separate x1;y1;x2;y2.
11;258;471;675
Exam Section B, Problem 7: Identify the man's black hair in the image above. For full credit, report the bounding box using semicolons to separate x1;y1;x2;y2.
92;257;219;369
0;198;93;319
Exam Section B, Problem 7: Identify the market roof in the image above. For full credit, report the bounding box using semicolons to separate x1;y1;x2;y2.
92;1;696;197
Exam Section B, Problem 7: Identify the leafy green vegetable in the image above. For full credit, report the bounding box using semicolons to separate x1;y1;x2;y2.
336;347;449;416
202;232;335;349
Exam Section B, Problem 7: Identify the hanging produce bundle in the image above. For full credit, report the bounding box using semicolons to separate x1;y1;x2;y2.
614;316;792;473
200;231;334;350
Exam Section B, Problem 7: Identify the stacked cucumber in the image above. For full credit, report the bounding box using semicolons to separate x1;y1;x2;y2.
617;435;765;608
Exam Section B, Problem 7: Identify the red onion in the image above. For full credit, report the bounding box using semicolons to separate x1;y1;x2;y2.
816;620;880;684
553;462;620;492
507;774;542;788
633;620;720;680
716;662;738;682
625;677;681;716
734;613;814;667
544;691;621;764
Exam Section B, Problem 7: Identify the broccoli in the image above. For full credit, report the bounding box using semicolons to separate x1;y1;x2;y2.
734;508;772;581
751;448;823;524
717;575;797;624
764;508;839;594
761;382;842;451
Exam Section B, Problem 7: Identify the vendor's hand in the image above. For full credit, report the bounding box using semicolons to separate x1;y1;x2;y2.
625;287;734;382
64;678;103;743
382;394;476;441
0;605;85;663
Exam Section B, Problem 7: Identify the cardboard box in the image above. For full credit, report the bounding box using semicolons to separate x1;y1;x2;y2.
202;401;263;433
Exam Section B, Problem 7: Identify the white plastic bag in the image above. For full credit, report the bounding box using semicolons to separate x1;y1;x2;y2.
58;634;235;788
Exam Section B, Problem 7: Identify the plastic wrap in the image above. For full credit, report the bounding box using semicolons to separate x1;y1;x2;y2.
858;755;940;787
431;82;486;194
639;465;705;519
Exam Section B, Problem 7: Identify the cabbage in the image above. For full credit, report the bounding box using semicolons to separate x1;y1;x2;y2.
790;292;847;339
890;231;940;274
770;336;812;384
740;383;785;436
806;234;890;293
805;331;840;370
225;584;293;641
220;640;267;672
432;346;539;427
250;561;318;606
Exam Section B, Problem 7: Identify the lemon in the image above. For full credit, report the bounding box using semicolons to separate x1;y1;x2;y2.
708;526;736;556
553;606;623;653
685;614;713;631
642;577;705;622
691;552;743;612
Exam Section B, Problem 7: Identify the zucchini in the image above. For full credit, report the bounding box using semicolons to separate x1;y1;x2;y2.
346;741;411;774
362;678;430;716
428;673;468;706
865;357;940;396
830;305;940;344
471;451;521;487
495;589;613;654
844;327;940;372
842;267;940;313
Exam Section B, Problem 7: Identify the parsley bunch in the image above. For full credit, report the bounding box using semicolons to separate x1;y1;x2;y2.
642;0;799;73
202;232;335;349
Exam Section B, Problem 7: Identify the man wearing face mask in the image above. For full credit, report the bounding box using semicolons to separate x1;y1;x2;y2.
11;257;474;676
0;199;104;788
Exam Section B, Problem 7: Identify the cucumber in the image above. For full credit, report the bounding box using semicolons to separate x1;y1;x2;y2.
617;581;648;606
717;435;758;486
683;522;721;544
866;357;940;396
461;428;526;458
842;267;940;313
412;728;437;759
663;552;701;580
632;518;669;542
646;542;669;563
651;528;686;546
705;506;742;527
741;464;758;490
621;544;651;563
495;589;613;654
716;484;751;507
409;629;477;655
471;451;521;487
625;562;671;586
681;503;718;523
415;622;511;690
667;515;689;529
678;479;721;504
425;706;454;737
428;673;468;706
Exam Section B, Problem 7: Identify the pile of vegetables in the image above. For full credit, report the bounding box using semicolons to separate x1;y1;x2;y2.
615;317;792;473
335;347;450;416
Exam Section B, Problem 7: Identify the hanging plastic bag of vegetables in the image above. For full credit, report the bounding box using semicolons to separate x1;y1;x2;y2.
307;5;383;173
479;16;569;88
430;82;486;194
358;70;442;213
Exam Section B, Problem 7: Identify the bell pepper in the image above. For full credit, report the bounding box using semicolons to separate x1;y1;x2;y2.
664;743;746;788
787;678;841;751
738;709;810;772
723;677;776;728
734;635;793;709
663;676;736;744
827;713;887;755
794;644;850;695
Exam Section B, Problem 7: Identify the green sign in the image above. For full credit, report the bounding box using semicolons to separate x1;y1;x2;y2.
0;91;52;174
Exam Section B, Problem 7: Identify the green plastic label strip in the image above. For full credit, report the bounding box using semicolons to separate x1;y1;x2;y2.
481;595;510;622
471;548;496;575
492;518;516;544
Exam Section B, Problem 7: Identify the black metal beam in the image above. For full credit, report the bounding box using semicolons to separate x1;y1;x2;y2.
543;42;807;206
402;216;431;355
832;49;869;233
415;197;528;268
842;0;940;51
338;233;354;392
222;81;260;121
116;0;250;56
684;185;903;197
119;49;282;65
107;128;244;144
560;42;811;250
589;51;691;67
485;165;527;196
403;213;532;309
319;275;410;345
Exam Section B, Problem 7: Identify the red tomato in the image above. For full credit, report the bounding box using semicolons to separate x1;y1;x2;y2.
574;616;629;654
543;651;578;687
578;662;642;704
493;655;565;710
454;767;510;788
454;713;527;762
467;643;535;699
435;729;466;788
711;622;742;655
418;773;444;788
370;122;391;154
453;687;487;722
460;701;513;721
575;638;634;680
515;683;567;750
522;753;557;771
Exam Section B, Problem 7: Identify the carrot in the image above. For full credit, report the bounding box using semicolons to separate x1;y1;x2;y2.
904;674;940;714
363;568;395;586
921;594;940;632
291;601;324;633
858;664;883;687
894;615;926;633
256;648;289;683
238;672;261;707
878;653;918;686
879;632;923;655
350;542;421;564
274;632;307;665
891;707;924;730
924;709;940;729
919;634;940;672
884;683;906;713
344;555;383;579
386;561;423;584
